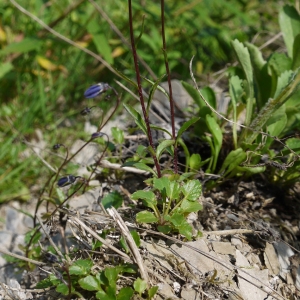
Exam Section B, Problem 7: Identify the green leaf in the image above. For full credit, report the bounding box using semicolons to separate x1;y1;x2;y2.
132;162;157;176
146;74;166;113
181;81;202;109
176;117;200;143
136;211;158;223
132;190;157;209
279;5;300;58
182;180;202;201
286;138;300;154
206;114;222;172
168;212;192;240
169;181;180;201
268;53;292;81
292;34;300;69
56;283;72;295
105;267;119;283
231;39;254;127
0;38;42;55
150;124;172;137
274;71;294;98
153;176;170;193
245;42;271;109
157;225;172;234
112;67;138;89
111;127;124;144
118;264;137;274
156;139;175;160
136;145;148;157
117;287;134;300
119;236;129;253
200;86;216;109
143;77;170;99
0;62;13;79
245;42;265;71
130;230;141;247
237;165;266;175
87;19;112;64
35;277;54;289
102;191;123;209
219;148;247;176
245;69;300;144
79;275;102;291
229;75;243;148
189;153;201;171
96;290;115;300
123;104;147;135
69;259;93;276
92;33;113;64
180;198;203;213
133;278;147;296
148;286;159;299
267;113;287;143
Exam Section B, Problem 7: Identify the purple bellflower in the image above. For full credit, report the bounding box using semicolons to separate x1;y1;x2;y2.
84;83;110;99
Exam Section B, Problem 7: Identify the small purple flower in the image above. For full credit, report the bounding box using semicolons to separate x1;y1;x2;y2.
84;83;110;99
91;132;105;139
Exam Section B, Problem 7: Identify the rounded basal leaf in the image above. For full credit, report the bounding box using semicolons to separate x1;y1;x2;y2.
131;191;156;203
148;286;159;299
182;180;202;201
169;212;193;240
102;191;123;209
153;177;170;194
157;225;172;234
79;275;101;291
136;211;158;223
105;267;119;282
189;153;202;171
133;278;147;296
180;199;203;213
56;283;71;295
69;259;93;275
117;287;134;300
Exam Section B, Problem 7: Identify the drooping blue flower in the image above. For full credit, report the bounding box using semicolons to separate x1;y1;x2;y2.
91;132;105;139
53;144;62;150
57;175;77;187
84;83;110;99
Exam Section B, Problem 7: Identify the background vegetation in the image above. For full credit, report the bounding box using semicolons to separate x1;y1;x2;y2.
0;0;294;202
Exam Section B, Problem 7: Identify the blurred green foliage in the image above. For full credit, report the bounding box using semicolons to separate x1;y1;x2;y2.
0;0;289;202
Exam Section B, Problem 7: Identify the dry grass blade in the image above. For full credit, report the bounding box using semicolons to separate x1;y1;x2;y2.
68;214;132;263
107;207;150;286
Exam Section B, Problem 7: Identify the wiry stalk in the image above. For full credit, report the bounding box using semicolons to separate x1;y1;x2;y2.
128;0;161;178
160;0;178;173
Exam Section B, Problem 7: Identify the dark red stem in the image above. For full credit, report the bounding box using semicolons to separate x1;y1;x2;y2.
160;0;178;173
128;0;161;178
